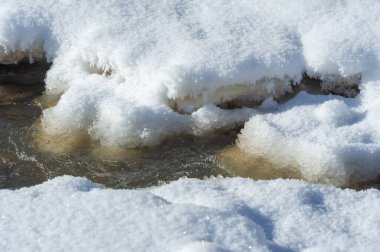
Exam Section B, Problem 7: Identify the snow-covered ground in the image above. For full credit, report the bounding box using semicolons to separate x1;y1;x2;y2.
0;176;379;252
0;1;380;250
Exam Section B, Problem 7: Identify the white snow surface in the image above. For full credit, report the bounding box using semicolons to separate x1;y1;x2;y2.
0;176;379;252
1;1;380;183
238;87;380;186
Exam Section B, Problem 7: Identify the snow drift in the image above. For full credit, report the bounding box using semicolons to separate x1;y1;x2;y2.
0;176;379;252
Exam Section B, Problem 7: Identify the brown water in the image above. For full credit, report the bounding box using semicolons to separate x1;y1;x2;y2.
0;65;377;190
0;88;229;189
0;60;299;189
0;81;304;189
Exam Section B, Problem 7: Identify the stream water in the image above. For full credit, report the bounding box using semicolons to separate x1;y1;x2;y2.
0;79;305;189
0;86;230;189
0;64;378;190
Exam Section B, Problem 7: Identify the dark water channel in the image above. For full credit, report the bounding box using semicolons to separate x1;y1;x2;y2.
0;63;378;190
0;88;237;189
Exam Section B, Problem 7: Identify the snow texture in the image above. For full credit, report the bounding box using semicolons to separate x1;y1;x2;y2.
1;1;380;184
238;88;380;186
0;176;379;252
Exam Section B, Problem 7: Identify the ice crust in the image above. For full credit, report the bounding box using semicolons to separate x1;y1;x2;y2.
1;1;380;183
0;176;379;252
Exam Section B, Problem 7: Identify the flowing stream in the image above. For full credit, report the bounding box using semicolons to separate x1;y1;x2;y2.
0;63;377;190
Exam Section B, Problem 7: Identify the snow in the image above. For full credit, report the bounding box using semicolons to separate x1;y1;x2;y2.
1;1;380;183
238;91;380;186
0;176;379;252
1;2;379;250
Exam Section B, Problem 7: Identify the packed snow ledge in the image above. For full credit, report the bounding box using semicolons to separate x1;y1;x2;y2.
1;0;380;185
1;176;379;252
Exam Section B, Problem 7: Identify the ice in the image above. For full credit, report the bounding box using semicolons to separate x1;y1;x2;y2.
0;176;379;251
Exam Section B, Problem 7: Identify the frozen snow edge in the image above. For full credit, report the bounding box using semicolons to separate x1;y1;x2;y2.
0;175;379;252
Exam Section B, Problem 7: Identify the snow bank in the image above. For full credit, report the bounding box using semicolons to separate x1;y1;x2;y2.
0;176;378;251
1;1;380;184
238;89;380;186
